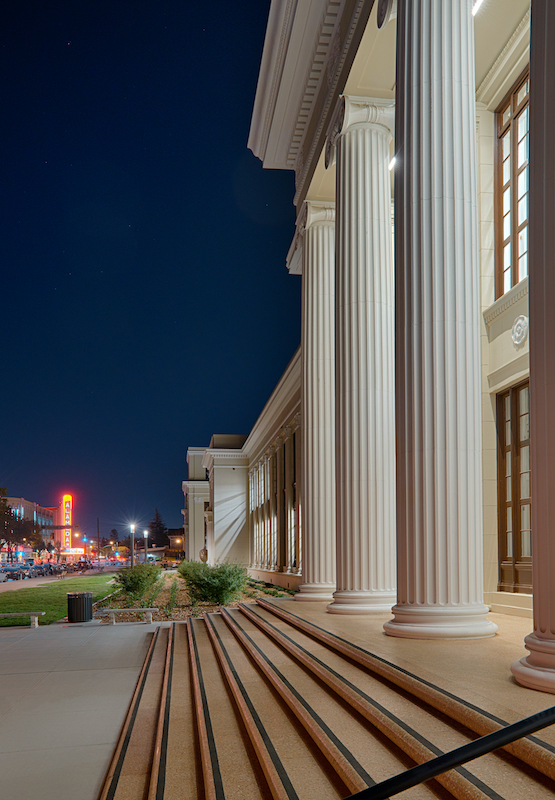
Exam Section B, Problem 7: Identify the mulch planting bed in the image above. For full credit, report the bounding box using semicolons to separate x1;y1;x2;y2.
96;571;293;623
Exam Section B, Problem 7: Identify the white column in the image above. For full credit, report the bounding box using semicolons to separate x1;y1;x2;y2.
262;454;270;569
284;426;295;573
327;96;397;614
275;434;286;570
293;413;302;576
296;202;337;601
269;447;278;571
512;0;555;691
254;463;262;568
384;0;497;639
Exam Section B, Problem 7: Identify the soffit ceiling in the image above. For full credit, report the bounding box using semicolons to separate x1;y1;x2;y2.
307;0;530;202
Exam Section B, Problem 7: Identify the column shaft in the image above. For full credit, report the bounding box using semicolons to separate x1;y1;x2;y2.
384;0;496;638
297;203;336;600
328;97;397;614
284;429;295;573
511;0;555;691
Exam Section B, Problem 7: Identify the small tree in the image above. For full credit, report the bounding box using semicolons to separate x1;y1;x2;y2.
148;509;169;547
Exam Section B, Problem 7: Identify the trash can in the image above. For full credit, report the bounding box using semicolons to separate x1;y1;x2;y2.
67;592;93;623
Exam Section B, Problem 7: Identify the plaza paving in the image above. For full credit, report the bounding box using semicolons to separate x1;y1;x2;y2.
1;578;555;800
0;577;161;800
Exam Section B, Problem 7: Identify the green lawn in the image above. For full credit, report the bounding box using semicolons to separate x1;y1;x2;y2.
0;574;116;625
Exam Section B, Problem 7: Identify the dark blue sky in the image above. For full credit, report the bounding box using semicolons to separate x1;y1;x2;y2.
0;1;300;538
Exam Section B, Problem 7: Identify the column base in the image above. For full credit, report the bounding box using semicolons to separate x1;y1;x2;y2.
383;603;498;639
511;633;555;693
326;590;396;615
295;583;336;602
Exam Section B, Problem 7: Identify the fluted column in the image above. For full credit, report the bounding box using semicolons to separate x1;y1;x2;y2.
262;453;270;569
293;413;302;576
384;0;497;638
252;465;261;567
512;0;555;691
269;447;279;571
327;96;396;614
296;202;337;600
284;425;296;573
275;435;286;570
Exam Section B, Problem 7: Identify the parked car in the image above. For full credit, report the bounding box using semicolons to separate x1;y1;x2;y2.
17;564;33;579
1;565;24;580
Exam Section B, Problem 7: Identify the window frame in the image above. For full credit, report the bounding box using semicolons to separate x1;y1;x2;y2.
497;380;532;593
495;70;530;299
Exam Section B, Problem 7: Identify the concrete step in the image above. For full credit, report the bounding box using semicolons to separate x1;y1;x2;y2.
97;604;555;800
98;625;170;800
247;600;555;800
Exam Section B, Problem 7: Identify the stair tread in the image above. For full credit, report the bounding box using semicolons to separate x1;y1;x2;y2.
206;612;348;800
232;604;555;800
190;617;270;800
101;627;170;800
162;623;199;800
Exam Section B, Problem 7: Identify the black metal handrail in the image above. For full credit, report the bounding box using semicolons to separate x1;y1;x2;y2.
345;705;555;800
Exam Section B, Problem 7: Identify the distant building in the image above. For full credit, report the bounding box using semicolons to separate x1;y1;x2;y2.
182;446;209;562
6;497;58;538
167;528;185;555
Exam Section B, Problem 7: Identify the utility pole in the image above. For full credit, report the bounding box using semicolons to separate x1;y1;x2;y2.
97;518;100;571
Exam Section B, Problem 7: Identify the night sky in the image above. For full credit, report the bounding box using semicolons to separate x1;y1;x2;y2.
1;1;300;539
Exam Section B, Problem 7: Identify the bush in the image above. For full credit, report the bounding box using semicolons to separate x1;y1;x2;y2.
114;563;161;600
178;561;247;605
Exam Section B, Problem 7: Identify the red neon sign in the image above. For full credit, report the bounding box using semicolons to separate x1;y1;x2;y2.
63;494;72;550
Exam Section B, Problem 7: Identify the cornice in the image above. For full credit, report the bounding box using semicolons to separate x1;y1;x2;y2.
294;0;374;205
249;0;376;206
483;277;528;326
248;0;299;162
182;480;209;490
476;10;530;108
487;352;529;392
243;346;301;463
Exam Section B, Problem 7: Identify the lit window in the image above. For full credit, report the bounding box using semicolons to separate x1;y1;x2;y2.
497;382;531;592
496;74;529;297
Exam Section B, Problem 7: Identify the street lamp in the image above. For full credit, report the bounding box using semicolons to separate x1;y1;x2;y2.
144;530;148;563
130;524;135;568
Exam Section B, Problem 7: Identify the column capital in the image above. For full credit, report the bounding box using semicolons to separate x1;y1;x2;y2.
304;200;335;230
286;201;335;276
326;96;395;168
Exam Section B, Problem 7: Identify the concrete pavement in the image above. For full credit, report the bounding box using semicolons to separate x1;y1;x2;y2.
0;575;162;800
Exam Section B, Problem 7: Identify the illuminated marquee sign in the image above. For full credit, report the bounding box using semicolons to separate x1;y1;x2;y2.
63;494;72;550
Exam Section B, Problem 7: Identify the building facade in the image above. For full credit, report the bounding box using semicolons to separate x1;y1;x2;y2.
184;0;555;692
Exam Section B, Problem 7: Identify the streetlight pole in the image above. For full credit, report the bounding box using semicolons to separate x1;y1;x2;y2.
144;530;148;563
130;524;135;568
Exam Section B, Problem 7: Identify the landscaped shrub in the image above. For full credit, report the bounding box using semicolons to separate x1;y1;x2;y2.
178;561;247;605
114;563;161;600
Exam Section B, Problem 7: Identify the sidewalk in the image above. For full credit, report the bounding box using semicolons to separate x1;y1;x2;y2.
0;618;162;800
